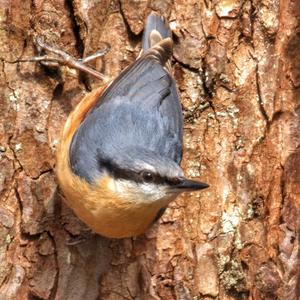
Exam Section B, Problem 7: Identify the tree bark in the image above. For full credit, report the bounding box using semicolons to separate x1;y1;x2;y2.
0;0;299;299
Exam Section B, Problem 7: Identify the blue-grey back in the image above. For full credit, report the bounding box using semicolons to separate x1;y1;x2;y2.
70;13;183;184
70;55;183;183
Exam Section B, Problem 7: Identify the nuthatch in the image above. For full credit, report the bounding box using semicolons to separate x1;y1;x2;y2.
29;13;209;238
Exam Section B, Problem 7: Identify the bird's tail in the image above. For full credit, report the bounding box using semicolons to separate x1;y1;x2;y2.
142;12;172;52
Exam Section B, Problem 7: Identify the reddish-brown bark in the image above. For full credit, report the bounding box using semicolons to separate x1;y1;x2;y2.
0;0;299;299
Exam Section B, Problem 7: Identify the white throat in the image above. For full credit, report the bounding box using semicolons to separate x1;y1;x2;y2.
108;178;176;204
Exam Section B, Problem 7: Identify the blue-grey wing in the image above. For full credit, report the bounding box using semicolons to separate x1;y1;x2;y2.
70;41;183;183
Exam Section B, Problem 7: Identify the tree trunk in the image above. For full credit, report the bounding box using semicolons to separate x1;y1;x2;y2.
0;0;299;299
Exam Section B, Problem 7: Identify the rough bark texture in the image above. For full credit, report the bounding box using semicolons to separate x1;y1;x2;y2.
0;0;299;299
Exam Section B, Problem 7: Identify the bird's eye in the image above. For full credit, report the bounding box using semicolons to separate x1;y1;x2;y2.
141;171;155;183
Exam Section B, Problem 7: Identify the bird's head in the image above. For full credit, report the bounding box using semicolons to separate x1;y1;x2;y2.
97;147;208;205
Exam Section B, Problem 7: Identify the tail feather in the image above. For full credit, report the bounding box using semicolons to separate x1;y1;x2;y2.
145;38;173;67
142;13;172;51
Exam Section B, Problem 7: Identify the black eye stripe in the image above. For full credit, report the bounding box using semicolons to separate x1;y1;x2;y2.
98;158;140;182
98;157;178;185
165;177;181;185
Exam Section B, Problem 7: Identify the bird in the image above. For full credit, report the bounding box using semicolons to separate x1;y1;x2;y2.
43;12;209;238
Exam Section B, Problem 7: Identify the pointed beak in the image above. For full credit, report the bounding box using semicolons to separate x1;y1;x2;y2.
170;178;209;193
